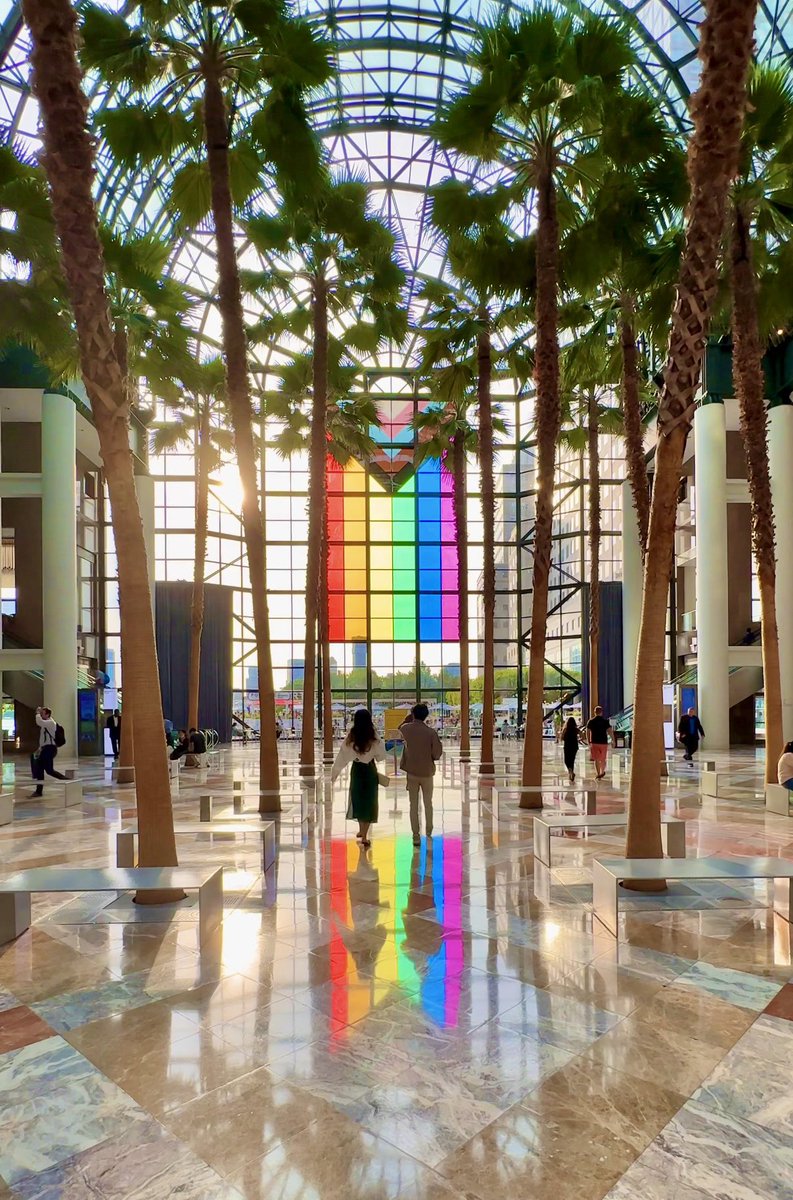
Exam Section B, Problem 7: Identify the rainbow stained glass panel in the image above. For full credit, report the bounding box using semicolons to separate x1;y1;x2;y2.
326;455;460;642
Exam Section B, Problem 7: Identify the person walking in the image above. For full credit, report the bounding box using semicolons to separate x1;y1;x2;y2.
560;716;582;783
677;707;705;764
105;709;121;758
400;703;443;847
331;708;385;849
29;706;67;797
586;705;614;781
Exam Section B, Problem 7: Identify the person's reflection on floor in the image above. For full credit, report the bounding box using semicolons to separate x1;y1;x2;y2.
332;846;389;977
401;840;443;964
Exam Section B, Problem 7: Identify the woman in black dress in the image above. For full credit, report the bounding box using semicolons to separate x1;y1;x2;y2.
331;708;385;848
561;717;582;783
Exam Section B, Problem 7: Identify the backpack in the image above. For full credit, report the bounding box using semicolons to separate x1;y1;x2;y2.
53;723;66;748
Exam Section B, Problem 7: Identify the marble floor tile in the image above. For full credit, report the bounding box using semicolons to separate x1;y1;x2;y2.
229;1116;467;1200
580;1014;728;1095
694;1038;793;1136
9;1117;242;1199
636;1097;793;1199
717;1012;793;1070
671;960;783;1010
0;1006;56;1054
0;1035;99;1103
626;982;756;1050
764;981;793;1022
604;1160;720;1199
496;987;623;1052
0;930;116;1003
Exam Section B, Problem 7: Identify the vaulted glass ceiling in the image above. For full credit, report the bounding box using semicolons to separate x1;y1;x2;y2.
2;1;792;374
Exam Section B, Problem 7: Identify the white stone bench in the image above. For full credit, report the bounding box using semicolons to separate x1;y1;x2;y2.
0;793;13;826
496;784;597;817
533;813;687;868
14;780;83;808
116;822;276;871
0;866;223;946
593;856;793;936
766;784;792;816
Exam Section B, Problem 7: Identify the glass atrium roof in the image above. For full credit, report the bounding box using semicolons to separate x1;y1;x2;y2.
2;1;792;372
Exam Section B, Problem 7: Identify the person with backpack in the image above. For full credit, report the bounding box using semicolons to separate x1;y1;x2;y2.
30;706;67;797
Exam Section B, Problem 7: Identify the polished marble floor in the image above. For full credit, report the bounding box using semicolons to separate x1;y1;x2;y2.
1;742;793;1198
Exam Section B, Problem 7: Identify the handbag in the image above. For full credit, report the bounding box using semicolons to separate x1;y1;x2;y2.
377;772;390;788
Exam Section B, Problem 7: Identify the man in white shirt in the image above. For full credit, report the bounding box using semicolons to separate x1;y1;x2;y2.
30;706;67;797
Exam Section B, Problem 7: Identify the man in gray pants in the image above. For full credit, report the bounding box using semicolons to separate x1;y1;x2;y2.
400;704;443;847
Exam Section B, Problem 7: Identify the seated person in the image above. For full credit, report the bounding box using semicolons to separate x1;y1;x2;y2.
778;742;793;791
186;727;208;768
169;729;188;761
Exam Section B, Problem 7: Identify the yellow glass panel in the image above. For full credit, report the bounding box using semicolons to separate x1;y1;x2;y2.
345;571;367;590
370;570;393;591
344;521;366;542
345;496;367;521
369;497;391;523
345;545;366;571
370;617;393;640
344;462;366;492
370;522;391;543
347;595;367;619
370;594;392;619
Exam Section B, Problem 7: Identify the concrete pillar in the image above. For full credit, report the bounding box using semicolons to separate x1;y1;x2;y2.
41;392;78;753
694;402;730;749
135;472;156;617
769;403;793;740
621;479;643;710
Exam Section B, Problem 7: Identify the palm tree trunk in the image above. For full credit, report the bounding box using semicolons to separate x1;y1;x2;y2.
202;70;280;807
626;0;758;882
23;0;179;890
477;320;495;775
620;297;649;560
300;272;328;777
320;498;334;763
452;433;471;759
588;391;601;715
188;398;210;730
731;204;783;783
521;158;560;800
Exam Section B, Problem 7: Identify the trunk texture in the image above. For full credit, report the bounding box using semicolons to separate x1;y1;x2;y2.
300;273;328;776
477;322;495;775
188;399;210;730
620;301;650;560
23;0;178;889
203;71;280;806
521;160;560;799
452;434;471;759
320;490;334;762
588;392;601;715
731;205;783;783
626;0;758;882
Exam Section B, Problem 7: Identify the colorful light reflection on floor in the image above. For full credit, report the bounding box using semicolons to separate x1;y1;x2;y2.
326;835;463;1032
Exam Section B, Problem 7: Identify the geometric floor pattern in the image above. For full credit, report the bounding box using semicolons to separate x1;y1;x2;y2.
1;741;793;1198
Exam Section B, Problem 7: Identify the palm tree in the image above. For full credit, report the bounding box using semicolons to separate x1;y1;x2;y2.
625;0;759;878
557;339;624;714
424;184;533;775
439;6;649;793
727;64;793;783
19;0;182;885
245;177;406;775
266;348;379;763
80;0;333;804
150;358;236;729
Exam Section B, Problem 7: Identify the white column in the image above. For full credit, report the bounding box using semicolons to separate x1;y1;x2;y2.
621;479;643;709
769;403;793;740
694;402;730;749
41;392;78;753
135;472;156;617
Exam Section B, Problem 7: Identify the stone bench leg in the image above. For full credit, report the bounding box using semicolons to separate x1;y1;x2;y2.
116;831;136;868
64;781;82;807
661;820;687;859
583;789;597;816
533;818;552;867
0;795;12;826
261;824;276;871
200;795;213;822
233;795;244;814
592;861;619;936
766;785;791;816
198;869;224;944
0;892;31;945
773;877;793;925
